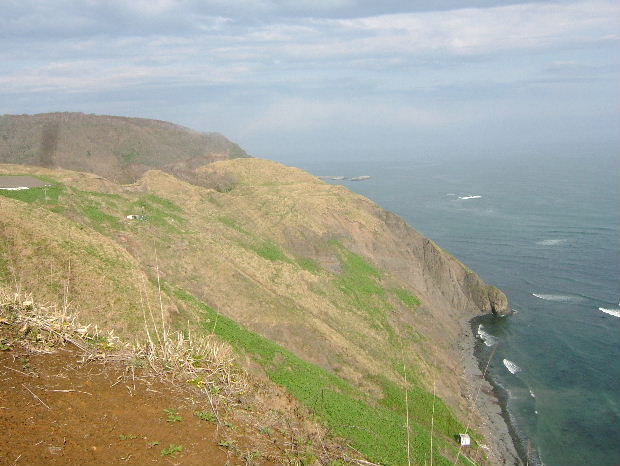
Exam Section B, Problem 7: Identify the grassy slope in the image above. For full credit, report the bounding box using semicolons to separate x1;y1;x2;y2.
0;177;174;336
0;165;485;465
174;288;471;466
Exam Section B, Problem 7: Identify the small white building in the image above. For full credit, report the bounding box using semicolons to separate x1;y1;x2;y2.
126;214;139;220
458;433;471;447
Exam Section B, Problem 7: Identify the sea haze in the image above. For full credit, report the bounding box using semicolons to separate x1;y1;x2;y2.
287;152;620;466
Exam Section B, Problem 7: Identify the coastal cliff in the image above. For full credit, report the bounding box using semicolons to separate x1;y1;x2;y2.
0;113;511;465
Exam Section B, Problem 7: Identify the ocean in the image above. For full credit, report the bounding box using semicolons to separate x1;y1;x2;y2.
284;152;619;466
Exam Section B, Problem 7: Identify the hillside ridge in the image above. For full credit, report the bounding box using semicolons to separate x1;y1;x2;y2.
0;116;514;465
0;112;249;184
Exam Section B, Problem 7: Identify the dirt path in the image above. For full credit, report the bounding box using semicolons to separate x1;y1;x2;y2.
0;340;276;465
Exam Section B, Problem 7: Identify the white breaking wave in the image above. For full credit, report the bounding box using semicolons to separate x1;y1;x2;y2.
536;239;567;246
599;307;620;318
477;324;497;346
503;359;521;374
532;293;581;303
458;195;482;200
529;389;536;398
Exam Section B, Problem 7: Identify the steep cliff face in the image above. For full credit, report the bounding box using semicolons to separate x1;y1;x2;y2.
348;202;510;318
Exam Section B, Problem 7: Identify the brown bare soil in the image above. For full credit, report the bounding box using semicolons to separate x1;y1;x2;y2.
0;328;283;466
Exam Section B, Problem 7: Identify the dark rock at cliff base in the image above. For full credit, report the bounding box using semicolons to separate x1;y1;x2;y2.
488;286;511;316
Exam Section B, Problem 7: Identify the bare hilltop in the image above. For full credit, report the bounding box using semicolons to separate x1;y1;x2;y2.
0;112;248;183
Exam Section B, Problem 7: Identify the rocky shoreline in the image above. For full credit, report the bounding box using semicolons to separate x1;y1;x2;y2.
459;315;524;466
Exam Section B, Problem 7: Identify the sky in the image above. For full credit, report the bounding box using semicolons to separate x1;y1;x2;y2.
1;0;618;162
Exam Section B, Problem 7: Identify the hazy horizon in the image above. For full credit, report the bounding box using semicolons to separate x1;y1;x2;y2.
2;0;618;162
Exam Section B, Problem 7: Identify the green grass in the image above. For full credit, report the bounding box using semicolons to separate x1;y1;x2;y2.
164;408;183;423
296;256;321;274
194;410;216;422
391;288;421;309
128;197;186;233
332;243;385;300
138;194;183;213
0;184;63;204
370;374;465;437
173;288;471;466
81;204;119;227
161;444;183;457
252;241;292;263
328;242;393;328
217;215;249;235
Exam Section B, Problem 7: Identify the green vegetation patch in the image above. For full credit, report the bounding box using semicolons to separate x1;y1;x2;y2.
130;195;187;233
295;256;321;274
139;194;183;213
174;288;469;466
81;204;119;228
370;374;465;439
217;215;249;235
251;241;292;263
332;242;384;300
391;288;421;309
0;184;63;205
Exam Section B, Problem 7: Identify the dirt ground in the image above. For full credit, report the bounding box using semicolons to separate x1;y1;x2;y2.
0;332;285;466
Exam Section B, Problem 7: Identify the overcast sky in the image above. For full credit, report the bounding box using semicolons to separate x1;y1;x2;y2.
1;0;618;162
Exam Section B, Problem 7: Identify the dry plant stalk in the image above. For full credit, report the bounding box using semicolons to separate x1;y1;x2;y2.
0;285;247;403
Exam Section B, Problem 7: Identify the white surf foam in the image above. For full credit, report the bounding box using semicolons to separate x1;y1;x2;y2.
458;195;482;200
529;389;536;398
532;293;581;303
503;359;521;374
598;307;620;318
536;239;567;246
477;324;497;346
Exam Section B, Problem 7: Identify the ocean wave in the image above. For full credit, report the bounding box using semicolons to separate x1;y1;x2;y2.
598;307;620;318
503;359;521;374
477;324;497;346
536;239;567;246
458;195;482;200
532;293;582;303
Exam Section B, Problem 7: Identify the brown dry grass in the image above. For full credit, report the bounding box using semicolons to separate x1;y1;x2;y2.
0;285;360;466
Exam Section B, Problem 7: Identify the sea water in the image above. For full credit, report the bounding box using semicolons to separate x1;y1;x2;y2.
285;152;619;466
